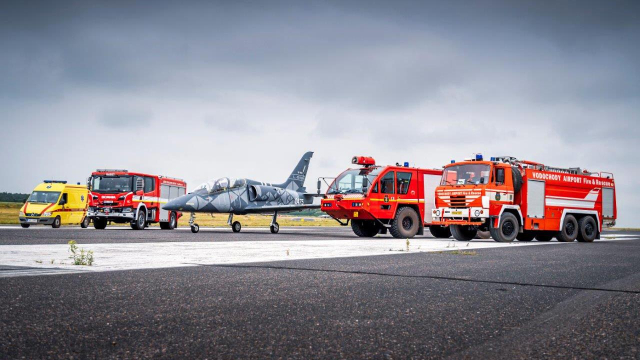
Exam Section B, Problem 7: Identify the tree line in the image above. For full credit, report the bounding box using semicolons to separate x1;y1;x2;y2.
0;192;29;203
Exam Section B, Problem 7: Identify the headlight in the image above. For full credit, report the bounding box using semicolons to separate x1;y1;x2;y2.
43;212;52;217
122;207;133;213
435;209;441;216
19;211;24;216
474;210;481;217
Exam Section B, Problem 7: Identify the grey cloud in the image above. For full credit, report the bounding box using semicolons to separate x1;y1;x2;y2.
98;107;152;128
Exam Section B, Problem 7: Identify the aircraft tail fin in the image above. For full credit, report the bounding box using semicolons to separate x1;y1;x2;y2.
279;151;313;191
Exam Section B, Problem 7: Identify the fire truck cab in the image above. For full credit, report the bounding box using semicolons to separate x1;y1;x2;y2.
432;155;617;242
87;169;187;230
320;156;450;239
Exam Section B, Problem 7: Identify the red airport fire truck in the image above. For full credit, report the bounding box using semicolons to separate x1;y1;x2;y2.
431;155;617;242
320;156;450;238
87;169;187;230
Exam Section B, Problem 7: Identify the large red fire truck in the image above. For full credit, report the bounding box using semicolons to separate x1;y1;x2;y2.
87;169;187;230
431;155;617;242
320;156;450;238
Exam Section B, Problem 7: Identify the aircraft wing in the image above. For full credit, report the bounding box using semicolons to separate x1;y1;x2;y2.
242;204;321;214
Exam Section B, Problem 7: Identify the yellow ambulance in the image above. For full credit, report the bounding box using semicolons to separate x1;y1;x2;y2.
19;180;90;228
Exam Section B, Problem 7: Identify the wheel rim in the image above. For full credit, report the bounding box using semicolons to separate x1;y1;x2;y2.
402;217;413;230
585;222;594;236
566;221;576;235
502;220;515;237
171;215;176;228
138;213;145;227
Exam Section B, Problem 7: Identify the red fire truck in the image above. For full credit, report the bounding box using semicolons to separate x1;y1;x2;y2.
87;169;187;230
320;156;450;238
431;155;617;242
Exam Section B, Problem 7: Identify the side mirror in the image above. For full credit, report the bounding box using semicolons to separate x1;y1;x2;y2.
317;180;322;195
362;177;369;192
86;177;92;191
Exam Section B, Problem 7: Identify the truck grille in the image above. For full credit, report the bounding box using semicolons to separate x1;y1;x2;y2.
450;195;466;208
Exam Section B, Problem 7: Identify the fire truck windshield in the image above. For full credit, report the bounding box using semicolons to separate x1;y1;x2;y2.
441;164;491;186
328;168;381;194
28;191;61;204
91;176;133;193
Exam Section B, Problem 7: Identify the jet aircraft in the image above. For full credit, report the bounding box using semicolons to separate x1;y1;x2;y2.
163;151;319;233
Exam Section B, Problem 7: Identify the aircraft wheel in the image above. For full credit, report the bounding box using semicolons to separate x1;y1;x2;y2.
20;223;30;228
270;222;280;234
232;221;242;233
52;216;61;229
191;224;200;233
81;217;90;228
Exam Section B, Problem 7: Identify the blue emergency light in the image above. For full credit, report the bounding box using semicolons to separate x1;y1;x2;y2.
490;157;496;161
476;153;483;161
404;162;409;167
451;160;455;163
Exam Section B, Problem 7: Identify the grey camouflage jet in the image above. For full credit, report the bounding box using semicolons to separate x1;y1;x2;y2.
163;151;319;233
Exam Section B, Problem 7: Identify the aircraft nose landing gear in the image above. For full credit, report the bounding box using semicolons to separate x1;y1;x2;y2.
228;213;242;233
189;212;199;233
270;211;280;234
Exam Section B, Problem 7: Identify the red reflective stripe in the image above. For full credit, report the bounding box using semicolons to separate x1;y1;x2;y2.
23;202;28;214
39;203;55;215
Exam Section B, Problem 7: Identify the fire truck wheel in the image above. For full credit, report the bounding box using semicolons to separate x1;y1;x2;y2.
489;213;518;242
20;224;30;228
535;232;554;242
81;217;90;229
270;222;280;234
390;207;420;239
516;231;536;241
52;216;61;229
557;214;578;242
429;225;451;239
450;225;477;241
232;221;242;233
93;218;107;230
577;216;597;242
351;220;379;237
191;224;200;233
131;209;147;230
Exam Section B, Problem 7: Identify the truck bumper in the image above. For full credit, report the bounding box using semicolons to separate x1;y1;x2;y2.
19;217;55;225
431;207;489;226
87;211;135;221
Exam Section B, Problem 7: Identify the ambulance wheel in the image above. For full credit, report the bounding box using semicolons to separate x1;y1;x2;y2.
535;232;554;242
557;214;578;242
450;225;477;241
131;209;146;230
20;224;30;228
489;212;518;242
81;217;90;229
93;218;107;230
351;220;379;237
270;222;280;234
390;207;420;239
191;224;200;233
516;231;536;241
429;225;451;238
577;216;597;243
232;221;242;233
52;216;61;229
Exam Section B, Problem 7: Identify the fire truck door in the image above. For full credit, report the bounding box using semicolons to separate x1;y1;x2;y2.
379;171;395;214
423;173;440;223
527;180;545;219
159;185;170;221
602;187;614;218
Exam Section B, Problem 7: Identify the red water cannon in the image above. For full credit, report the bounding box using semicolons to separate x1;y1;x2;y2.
352;156;376;166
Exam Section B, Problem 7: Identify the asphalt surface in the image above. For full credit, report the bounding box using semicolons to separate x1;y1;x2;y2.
1;227;639;359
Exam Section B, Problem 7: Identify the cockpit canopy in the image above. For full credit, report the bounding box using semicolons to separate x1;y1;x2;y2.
192;177;247;194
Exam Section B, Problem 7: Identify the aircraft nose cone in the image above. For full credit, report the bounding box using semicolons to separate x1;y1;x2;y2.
163;195;194;212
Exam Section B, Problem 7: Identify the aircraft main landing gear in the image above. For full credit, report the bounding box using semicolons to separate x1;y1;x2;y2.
270;211;280;234
189;212;199;233
228;214;242;233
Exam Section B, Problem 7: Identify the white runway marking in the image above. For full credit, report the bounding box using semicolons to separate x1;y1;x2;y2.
0;235;637;278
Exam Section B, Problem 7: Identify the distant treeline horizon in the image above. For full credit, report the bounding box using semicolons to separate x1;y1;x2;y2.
0;192;29;203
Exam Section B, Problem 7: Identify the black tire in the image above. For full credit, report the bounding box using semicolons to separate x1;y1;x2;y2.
52;216;61;229
557;214;578;242
159;222;169;230
20;223;30;228
429;225;451;238
351;220;379;237
476;230;491;239
450;225;478;241
191;224;200;233
80;217;89;228
512;167;523;193
93;218;107;230
489;212;518;242
516;231;536;242
131;209;146;230
270;222;280;234
232;221;242;233
535;232;554;242
168;212;177;230
577;216;597;243
390;207;420;239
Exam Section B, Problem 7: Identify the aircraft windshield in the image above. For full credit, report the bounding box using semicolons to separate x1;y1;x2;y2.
92;176;133;193
28;191;61;204
194;178;247;194
441;164;491;185
328;168;381;194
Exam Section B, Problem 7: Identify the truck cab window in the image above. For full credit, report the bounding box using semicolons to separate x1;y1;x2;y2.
397;172;412;195
380;172;395;194
144;177;155;193
371;182;378;193
495;168;505;185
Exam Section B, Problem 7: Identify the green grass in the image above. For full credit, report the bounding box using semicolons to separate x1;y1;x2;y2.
0;202;23;225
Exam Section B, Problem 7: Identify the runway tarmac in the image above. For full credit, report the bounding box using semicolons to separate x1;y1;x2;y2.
1;226;639;358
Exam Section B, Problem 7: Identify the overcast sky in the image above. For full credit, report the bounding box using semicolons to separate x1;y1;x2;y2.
1;1;639;226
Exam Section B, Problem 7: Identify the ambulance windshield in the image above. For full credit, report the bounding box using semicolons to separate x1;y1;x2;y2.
441;164;490;186
328;168;381;194
91;176;133;193
28;191;61;204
